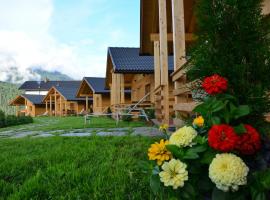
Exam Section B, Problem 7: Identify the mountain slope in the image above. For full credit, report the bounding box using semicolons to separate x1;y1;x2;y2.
33;68;73;81
0;82;21;115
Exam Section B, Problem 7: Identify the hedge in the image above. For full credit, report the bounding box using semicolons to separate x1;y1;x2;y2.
0;110;33;128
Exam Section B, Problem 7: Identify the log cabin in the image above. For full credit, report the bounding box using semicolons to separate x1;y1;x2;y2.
76;77;111;113
140;0;270;124
105;47;175;119
9;94;46;117
42;81;88;116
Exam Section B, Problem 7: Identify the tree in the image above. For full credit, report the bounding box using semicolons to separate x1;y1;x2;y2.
187;0;270;128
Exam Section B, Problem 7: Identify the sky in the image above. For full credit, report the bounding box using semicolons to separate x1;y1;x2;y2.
0;0;140;82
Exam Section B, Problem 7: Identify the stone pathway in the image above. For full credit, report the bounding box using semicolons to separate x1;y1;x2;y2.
0;127;164;139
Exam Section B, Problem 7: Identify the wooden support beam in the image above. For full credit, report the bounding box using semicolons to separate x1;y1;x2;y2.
150;33;195;42
154;41;161;88
50;95;52;116
86;96;89;112
159;0;170;124
172;0;186;71
120;74;125;104
54;90;57;117
46;101;48;113
64;101;67;117
60;97;62;117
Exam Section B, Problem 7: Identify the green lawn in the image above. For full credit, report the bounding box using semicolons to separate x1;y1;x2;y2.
0;136;155;200
0;116;147;132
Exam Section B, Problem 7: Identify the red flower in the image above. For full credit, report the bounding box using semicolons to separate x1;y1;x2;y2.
202;74;228;95
208;124;239;152
236;124;261;155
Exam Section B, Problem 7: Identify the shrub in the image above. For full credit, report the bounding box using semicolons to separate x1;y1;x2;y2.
0;110;5;128
107;107;112;118
5;115;18;126
17;116;33;125
121;111;132;122
145;108;155;119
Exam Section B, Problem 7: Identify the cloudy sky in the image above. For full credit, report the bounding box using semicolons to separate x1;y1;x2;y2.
0;0;139;82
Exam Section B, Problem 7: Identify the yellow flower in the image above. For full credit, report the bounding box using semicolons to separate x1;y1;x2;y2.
209;153;249;192
193;116;204;127
148;139;172;165
169;126;197;147
159;124;169;132
159;159;188;189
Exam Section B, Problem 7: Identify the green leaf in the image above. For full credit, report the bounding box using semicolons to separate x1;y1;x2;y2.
166;144;184;159
211;100;225;112
234;124;246;135
183;149;199;160
150;174;161;195
200;149;217;164
232;105;250;119
191;145;207;153
211;116;221;125
194;135;208;145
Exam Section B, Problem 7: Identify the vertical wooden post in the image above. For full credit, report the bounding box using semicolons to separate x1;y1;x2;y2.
60;96;62;117
54;90;57;117
16;105;19;117
46;101;48;113
172;0;187;108
86;96;89;113
111;72;115;107
120;74;125;104
64;101;67;116
50;95;52;116
154;41;161;88
159;0;170;124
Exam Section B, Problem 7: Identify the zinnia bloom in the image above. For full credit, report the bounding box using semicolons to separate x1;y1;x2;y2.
169;126;197;147
159;159;188;189
208;124;239;152
209;153;249;192
148;139;172;165
159;124;169;132
236;124;261;155
193;116;204;127
202;74;228;95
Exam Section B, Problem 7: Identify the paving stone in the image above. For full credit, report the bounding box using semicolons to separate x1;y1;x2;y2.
60;133;92;137
132;127;163;137
11;132;38;138
96;131;127;136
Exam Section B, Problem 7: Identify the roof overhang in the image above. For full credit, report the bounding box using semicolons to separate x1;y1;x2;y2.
76;78;95;98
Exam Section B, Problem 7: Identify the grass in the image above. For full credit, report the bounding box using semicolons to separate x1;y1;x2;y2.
0;136;156;200
0;116;147;132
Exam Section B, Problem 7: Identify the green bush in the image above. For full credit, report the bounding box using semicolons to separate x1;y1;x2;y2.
107;107;112;118
0;110;5;128
17;116;33;125
5;115;18;126
145;108;155;119
121;111;132;122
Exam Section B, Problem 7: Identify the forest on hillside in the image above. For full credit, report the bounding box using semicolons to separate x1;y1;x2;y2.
0;82;21;115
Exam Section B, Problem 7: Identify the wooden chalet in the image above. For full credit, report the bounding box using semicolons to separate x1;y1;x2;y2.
42;81;88;116
76;77;111;113
105;47;175;117
9;94;46;117
140;0;270;124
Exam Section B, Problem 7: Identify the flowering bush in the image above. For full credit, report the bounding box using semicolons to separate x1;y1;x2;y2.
146;75;270;199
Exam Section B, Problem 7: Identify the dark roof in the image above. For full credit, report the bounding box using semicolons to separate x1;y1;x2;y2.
108;47;174;73
19;81;77;91
84;77;110;94
22;94;45;105
54;81;86;101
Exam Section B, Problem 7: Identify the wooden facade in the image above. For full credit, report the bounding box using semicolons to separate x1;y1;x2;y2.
77;78;111;114
43;87;85;117
9;95;46;117
140;0;270;124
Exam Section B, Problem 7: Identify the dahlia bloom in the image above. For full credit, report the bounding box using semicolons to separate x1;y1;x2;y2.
169;126;197;147
193;116;204;127
208;124;239;152
202;74;228;95
148;139;172;165
236;124;261;155
159;159;188;189
209;153;249;192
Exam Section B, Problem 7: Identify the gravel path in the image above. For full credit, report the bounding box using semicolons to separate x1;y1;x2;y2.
0;127;164;139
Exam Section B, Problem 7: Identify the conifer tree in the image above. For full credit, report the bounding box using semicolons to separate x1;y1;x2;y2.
187;0;270;128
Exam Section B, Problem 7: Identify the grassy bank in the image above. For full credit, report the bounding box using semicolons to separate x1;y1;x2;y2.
0;136;155;200
0;116;147;132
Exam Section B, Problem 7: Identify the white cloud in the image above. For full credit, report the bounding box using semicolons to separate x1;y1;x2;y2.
0;0;108;83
